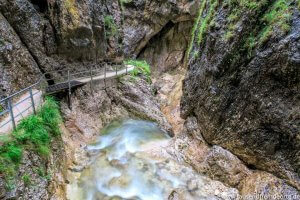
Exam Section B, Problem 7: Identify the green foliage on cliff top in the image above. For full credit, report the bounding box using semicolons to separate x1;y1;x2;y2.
185;0;207;62
197;0;218;45
186;0;294;63
258;0;292;44
124;60;151;83
0;97;61;189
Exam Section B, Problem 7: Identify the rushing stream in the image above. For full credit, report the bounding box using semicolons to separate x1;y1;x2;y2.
67;119;238;200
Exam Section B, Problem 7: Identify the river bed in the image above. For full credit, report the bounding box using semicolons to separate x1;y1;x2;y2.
66;119;238;200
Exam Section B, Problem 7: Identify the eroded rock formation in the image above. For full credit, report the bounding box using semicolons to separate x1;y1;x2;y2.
123;0;200;74
181;0;300;191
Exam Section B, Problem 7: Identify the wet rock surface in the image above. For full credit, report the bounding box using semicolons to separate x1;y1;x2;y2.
138;21;192;75
181;0;300;190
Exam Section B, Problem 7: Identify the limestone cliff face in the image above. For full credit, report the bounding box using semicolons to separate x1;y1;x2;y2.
181;0;300;190
122;0;200;74
0;13;41;98
0;0;196;97
0;0;123;97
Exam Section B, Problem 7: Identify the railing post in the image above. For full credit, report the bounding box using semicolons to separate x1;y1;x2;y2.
90;66;93;95
29;87;36;115
125;63;128;74
115;64;118;76
104;63;107;89
68;70;72;109
7;98;16;130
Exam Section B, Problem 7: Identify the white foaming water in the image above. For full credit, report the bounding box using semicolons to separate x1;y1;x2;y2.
67;119;239;200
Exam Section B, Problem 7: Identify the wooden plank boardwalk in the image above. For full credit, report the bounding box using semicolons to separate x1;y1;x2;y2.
46;80;84;95
0;64;135;134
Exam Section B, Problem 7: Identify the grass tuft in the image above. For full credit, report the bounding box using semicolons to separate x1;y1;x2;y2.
124;60;151;83
0;97;61;188
22;174;31;186
104;15;118;37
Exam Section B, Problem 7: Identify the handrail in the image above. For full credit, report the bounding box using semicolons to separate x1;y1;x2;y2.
0;77;44;104
0;62;130;132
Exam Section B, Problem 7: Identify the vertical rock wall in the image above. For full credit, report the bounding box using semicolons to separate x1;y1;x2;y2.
181;0;300;190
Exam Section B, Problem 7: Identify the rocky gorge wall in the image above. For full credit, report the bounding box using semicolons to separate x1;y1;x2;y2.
122;0;200;75
0;0;198;98
0;0;122;98
181;0;300;192
1;0;300;199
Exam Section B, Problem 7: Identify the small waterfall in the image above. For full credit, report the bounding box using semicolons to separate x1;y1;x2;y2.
67;119;238;200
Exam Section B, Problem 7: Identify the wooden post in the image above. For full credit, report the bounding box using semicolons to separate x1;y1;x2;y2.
7;98;16;130
68;70;72;109
125;63;128;74
29;87;36;114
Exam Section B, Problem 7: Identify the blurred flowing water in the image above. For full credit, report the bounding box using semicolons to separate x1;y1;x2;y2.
67;119;238;200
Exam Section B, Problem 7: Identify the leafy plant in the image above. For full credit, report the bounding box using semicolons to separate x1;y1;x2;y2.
104;15;118;37
124;60;151;83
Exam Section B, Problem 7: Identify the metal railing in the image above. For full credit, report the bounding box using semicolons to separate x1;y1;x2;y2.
0;77;47;131
0;62;130;132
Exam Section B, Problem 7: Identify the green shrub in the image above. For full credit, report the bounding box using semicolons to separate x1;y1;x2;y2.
14;116;50;145
0;105;3;113
124;60;151;83
185;0;207;61
0;97;61;188
120;0;132;10
39;97;61;136
2;143;22;163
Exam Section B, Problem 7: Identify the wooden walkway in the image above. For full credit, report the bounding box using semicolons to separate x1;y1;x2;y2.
45;65;134;95
46;80;84;95
0;63;134;134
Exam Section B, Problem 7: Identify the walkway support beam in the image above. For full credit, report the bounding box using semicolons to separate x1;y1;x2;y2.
68;70;72;109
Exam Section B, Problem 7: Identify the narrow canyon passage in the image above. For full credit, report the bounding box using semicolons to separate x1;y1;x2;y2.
0;0;299;199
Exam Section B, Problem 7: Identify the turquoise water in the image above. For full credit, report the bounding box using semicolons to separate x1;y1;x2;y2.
69;119;178;200
67;119;239;200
